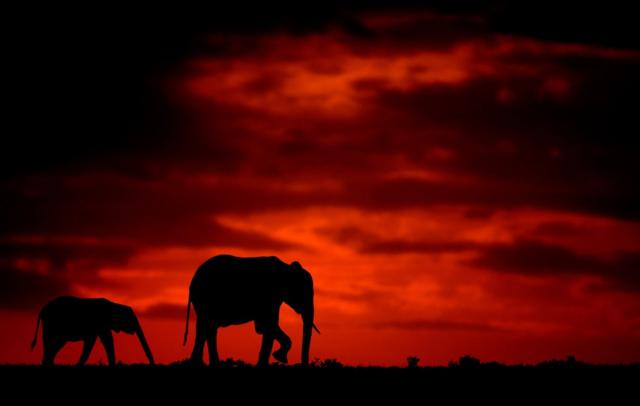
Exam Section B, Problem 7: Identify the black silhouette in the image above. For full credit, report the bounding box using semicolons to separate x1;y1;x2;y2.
4;356;639;402
184;254;318;366
32;296;155;366
407;356;420;368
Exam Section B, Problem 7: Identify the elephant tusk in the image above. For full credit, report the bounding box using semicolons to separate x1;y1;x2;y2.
313;323;321;334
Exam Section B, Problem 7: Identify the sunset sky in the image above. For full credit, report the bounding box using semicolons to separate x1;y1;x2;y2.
2;2;640;365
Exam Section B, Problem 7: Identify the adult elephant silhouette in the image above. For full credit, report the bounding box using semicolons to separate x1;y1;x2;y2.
31;296;155;366
184;254;319;366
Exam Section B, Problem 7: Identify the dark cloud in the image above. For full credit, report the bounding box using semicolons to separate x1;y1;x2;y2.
469;239;640;292
489;1;640;51
0;239;134;273
0;238;136;309
6;1;637;169
319;226;476;254
316;286;385;303
463;208;494;220
362;239;476;254
5;2;638;178
358;56;640;219
141;302;185;320
605;252;640;293
0;267;71;309
354;12;488;52
0;175;300;250
373;318;504;332
469;239;599;275
168;51;640;219
5;2;639;219
532;222;583;237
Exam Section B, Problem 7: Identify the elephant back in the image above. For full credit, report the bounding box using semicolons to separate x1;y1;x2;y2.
39;296;115;339
189;255;289;307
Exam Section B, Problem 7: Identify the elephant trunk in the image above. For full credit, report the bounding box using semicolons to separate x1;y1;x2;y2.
135;323;155;365
301;306;314;366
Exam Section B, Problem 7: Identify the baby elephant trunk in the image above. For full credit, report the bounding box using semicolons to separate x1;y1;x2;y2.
301;306;314;366
135;322;155;365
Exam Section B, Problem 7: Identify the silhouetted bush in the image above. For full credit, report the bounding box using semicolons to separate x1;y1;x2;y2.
406;356;420;368
537;355;585;368
167;358;251;368
310;358;343;368
458;355;481;368
219;358;250;368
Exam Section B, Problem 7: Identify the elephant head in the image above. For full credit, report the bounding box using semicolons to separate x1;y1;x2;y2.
110;303;155;365
283;261;317;365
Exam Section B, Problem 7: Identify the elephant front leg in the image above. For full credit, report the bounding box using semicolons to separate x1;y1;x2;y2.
77;336;97;366
99;331;116;366
272;326;292;364
42;334;64;366
257;333;274;367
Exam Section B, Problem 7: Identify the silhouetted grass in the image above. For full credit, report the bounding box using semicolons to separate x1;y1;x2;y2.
2;356;638;402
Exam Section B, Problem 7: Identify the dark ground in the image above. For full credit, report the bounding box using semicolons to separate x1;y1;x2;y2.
2;360;639;402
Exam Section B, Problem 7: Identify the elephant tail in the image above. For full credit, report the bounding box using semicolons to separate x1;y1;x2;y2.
182;295;191;346
31;313;41;350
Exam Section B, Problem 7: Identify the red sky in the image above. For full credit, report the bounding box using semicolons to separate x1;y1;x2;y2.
2;3;640;365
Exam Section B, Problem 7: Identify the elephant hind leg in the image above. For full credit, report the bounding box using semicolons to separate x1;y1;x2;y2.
190;317;208;365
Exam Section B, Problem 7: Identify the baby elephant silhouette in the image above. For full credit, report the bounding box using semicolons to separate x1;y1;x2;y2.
32;296;155;366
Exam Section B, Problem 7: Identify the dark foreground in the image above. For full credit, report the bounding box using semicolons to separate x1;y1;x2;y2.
3;361;639;402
